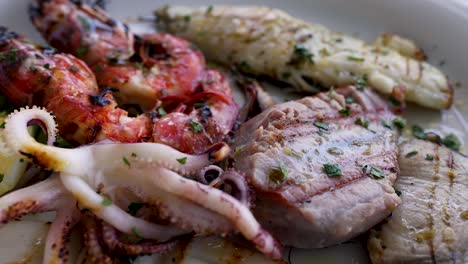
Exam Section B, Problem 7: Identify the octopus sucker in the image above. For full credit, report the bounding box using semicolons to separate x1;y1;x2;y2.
1;107;283;261
100;221;180;256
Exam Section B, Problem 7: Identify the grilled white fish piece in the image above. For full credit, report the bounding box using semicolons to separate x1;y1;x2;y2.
368;140;468;263
232;86;401;248
155;6;453;110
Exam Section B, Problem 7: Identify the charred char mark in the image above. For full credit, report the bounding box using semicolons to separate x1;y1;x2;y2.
0;27;19;45
19;150;41;166
198;105;212;124
89;86;118;106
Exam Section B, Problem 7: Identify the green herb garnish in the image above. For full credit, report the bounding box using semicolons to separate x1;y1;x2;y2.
292;44;314;64
43;63;50;69
393;117;406;129
283;147;302;158
355;117;370;128
176;157;187;165
237;61;251;74
355;74;368;90
101;196;112;206
382;120;393;129
425;154;434;161
338;108;350;116
157;107;167;117
323;163;343;177
412;125;426;139
389;96;401;106
393;187;402;196
123;156;131;167
269;165;288;183
77;15;91;30
347;56;365;62
405;151;418;158
363;165;385;179
76;45;88;56
187;119;203;133
131;227;143;239
442;133;461;151
313;121;329;131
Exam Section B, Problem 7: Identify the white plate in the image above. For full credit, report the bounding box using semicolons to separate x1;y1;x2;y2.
0;0;466;263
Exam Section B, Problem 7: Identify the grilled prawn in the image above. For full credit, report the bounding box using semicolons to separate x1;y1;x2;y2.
155;5;453;110
0;27;236;153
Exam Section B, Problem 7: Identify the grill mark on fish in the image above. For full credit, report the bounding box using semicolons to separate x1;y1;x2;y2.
427;144;440;263
285;149;397;204
443;150;456;259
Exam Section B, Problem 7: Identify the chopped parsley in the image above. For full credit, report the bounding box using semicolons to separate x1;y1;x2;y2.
425;154;434;161
43;63;50;69
187;119;203;133
389;96;401;106
176;157;187;165
313;121;329;131
128;202;144;216
76;45;88;56
236;61;252;74
123;156;131;167
363;165;385;179
157;107;167;117
269;165;288;183
131;152;137;157
442;134;461;151
338;108;350;116
382;120;393;129
355;74;368;90
131;227;143;239
347;56;365;62
405;151;418;158
392;117;406;129
323;163;343;177
101;196;112;206
292;44;314;64
355;117;370;129
77;15;91;30
183;15;191;23
412;125;427;139
53;135;73;148
194;102;205;109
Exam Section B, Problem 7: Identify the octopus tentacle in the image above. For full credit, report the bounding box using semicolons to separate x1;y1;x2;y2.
43;198;81;264
4;108;231;176
0;176;64;224
60;173;187;241
81;212;114;264
144;167;282;259
155;191;234;235
101;221;179;256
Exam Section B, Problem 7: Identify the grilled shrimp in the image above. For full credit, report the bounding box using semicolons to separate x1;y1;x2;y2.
30;0;205;110
0;28;237;153
27;0;239;153
155;5;453;110
0;27;149;145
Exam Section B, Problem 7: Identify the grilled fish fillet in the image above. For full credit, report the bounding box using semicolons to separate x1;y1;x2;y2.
155;6;453;109
232;86;401;248
368;140;468;263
